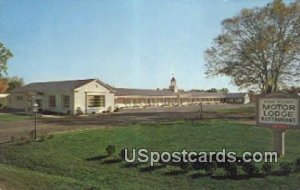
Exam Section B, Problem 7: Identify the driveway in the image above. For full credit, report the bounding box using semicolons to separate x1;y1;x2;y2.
0;104;255;143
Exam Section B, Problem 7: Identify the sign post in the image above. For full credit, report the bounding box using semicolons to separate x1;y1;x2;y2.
272;128;286;155
256;93;300;156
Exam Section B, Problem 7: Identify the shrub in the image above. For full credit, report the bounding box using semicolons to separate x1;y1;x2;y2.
38;130;49;142
179;162;191;172
262;162;273;175
119;149;126;160
106;145;116;156
192;161;202;170
242;162;259;176
114;107;120;112
43;110;59;115
224;162;238;177
279;162;293;175
75;107;83;116
204;161;217;175
294;158;300;172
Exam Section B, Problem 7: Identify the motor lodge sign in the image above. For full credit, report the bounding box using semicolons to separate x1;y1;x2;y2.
257;94;300;127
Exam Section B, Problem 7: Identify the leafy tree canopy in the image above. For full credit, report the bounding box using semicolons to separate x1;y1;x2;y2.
6;76;24;92
0;42;13;78
0;80;8;93
205;0;300;94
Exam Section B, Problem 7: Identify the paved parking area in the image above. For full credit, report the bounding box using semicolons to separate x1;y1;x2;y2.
0;104;255;143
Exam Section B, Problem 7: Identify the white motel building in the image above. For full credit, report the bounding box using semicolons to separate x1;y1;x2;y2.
8;76;250;115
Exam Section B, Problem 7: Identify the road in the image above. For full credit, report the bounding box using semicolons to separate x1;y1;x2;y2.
0;104;255;143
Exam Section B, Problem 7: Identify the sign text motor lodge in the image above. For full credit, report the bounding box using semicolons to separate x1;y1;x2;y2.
258;98;299;126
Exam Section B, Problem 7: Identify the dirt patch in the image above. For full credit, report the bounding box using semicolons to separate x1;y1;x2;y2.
0;178;7;190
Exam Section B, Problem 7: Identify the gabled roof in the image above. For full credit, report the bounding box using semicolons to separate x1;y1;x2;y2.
94;79;115;92
11;79;114;93
115;88;177;97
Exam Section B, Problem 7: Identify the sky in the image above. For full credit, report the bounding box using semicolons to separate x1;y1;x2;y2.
0;0;294;91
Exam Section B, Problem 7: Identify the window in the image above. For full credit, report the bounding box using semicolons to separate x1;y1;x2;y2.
88;95;105;107
16;96;23;101
62;95;70;108
48;96;56;107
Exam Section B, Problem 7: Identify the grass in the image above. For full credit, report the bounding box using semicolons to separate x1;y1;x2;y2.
0;164;86;190
0;120;300;189
212;106;255;115
0;113;32;121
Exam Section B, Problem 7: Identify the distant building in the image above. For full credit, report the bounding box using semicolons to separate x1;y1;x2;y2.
224;93;250;104
8;76;250;114
114;76;249;109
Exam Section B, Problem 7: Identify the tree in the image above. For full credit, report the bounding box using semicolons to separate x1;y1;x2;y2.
0;42;13;78
0;80;8;93
281;86;300;94
205;0;300;94
206;88;218;93
218;88;229;94
6;76;24;92
190;89;205;92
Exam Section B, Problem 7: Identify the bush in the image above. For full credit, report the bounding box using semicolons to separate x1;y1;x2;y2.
279;162;293;175
75;107;83;116
242;162;259;176
224;162;238;177
204;161;217;175
43;110;59;115
105;145;116;156
192;161;202;170
294;158;300;172
38;130;49;142
114;107;120;112
119;149;126;160
179;162;191;172
262;162;273;175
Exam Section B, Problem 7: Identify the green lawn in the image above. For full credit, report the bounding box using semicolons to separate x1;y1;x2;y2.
0;113;32;121
0;120;299;190
212;106;255;115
